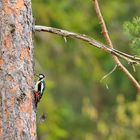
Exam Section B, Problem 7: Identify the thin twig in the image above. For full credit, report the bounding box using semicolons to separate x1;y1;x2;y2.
100;65;117;82
34;25;140;64
93;0;140;92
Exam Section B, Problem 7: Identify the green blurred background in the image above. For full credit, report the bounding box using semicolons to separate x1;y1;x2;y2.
32;0;140;139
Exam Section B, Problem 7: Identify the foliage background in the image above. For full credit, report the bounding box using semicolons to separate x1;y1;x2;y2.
32;0;140;140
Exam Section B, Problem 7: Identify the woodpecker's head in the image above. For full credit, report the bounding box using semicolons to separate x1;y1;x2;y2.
39;74;45;80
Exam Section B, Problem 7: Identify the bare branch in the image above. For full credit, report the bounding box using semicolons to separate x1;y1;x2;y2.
93;0;140;92
35;24;140;91
34;25;140;64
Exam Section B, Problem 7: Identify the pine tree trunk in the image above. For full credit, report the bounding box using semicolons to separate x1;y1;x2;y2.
0;0;36;139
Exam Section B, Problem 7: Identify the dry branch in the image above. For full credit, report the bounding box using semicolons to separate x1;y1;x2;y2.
93;0;140;92
35;25;140;91
35;25;140;64
33;2;140;92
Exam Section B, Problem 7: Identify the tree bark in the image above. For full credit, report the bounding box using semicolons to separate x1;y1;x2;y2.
0;0;36;140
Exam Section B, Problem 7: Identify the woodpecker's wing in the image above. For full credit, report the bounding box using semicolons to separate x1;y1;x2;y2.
41;80;45;95
38;80;45;97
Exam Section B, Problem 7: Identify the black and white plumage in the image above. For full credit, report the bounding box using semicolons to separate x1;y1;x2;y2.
34;74;45;106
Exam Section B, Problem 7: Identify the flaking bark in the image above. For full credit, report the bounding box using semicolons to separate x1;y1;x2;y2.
0;0;36;139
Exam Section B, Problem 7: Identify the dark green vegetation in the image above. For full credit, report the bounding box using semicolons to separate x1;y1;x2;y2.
32;0;140;140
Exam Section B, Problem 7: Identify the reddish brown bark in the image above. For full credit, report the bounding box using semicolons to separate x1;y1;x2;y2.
0;0;36;139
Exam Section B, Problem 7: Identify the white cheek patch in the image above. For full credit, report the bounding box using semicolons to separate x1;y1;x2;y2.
39;75;44;78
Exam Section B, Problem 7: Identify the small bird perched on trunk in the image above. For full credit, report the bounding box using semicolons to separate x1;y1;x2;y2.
34;74;46;106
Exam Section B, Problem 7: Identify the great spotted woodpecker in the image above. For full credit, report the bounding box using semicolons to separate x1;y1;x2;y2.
34;74;45;106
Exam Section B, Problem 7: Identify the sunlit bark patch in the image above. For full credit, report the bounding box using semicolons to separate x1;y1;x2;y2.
4;35;12;48
0;59;3;67
20;48;29;61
